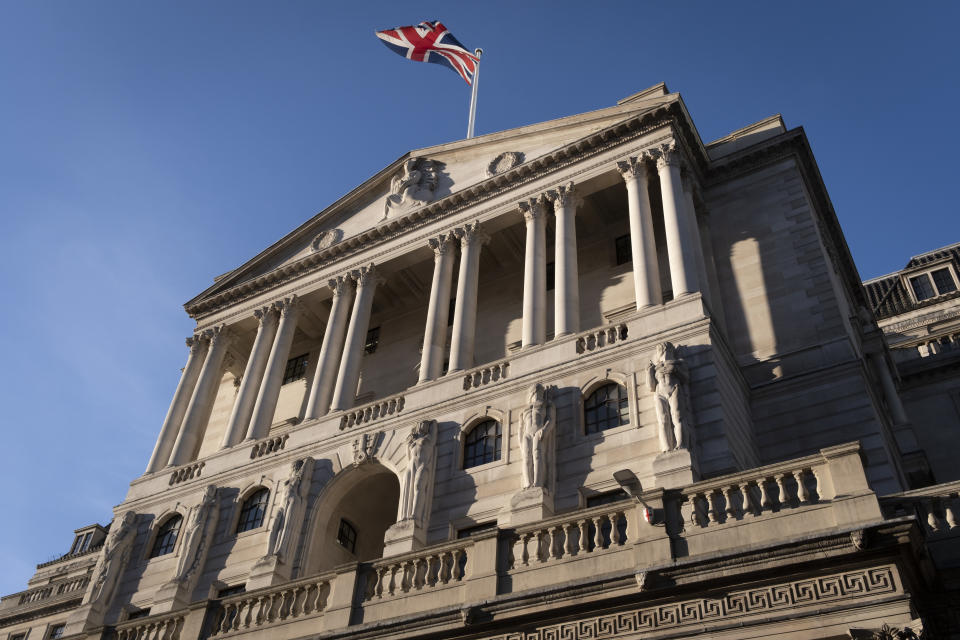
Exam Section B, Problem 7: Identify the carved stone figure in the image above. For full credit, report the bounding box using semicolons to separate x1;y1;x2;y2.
89;511;137;609
384;158;439;218
267;457;314;561
648;342;692;452
173;485;219;583
398;420;437;525
352;432;378;467
519;383;555;490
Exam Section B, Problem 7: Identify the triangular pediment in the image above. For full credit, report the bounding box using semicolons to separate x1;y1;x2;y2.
187;85;686;313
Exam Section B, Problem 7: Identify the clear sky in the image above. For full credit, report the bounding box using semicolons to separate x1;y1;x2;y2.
0;1;957;594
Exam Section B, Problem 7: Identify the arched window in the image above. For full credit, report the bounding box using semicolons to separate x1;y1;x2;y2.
463;419;502;469
150;514;182;558
236;488;270;533
584;382;629;434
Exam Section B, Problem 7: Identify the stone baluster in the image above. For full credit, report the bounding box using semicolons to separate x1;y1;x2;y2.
564;522;576;556
549;182;582;336
452;548;465;580
759;478;773;512
330;265;383;411
419;233;457;382
426;555;439;585
610;512;623;545
147;336;208;472
449;222;489;372
725;486;739;519
776;474;790;508
795;469;812;503
925;499;942;532
579;519;590;552
221;306;278;448
592;516;604;550
245;297;300;440
520;196;548;347
169;325;231;466
654;142;700;296
706;491;719;524
946;497;959;529
305;276;355;418
617;154;662;308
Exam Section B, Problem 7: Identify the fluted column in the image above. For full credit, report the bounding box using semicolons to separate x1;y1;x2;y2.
520;196;548;347
419;233;457;382
168;325;230;466
681;172;711;305
245;296;300;440
146;336;208;473
617;154;662;308
656;142;700;297
449;222;489;372
549;183;581;336
330;265;383;411
220;306;278;449
304;276;355;418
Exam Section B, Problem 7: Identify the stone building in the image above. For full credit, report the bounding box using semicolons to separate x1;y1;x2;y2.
2;83;958;640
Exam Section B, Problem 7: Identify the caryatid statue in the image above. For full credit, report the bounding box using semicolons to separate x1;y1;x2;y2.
648;342;692;452
173;485;219;583
88;510;137;610
398;420;437;526
267;457;314;562
519;383;555;490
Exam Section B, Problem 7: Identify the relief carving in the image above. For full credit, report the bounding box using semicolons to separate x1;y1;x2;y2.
384;158;440;219
311;229;343;252
173;485;219;585
519;383;555;490
487;151;524;176
88;511;137;610
267;457;314;562
398;420;438;527
648;342;692;453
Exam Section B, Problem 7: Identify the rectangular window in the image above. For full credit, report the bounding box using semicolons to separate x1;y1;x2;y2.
364;327;380;354
615;235;632;266
69;535;82;555
217;585;246;598
337;519;357;553
47;627;64;640
910;274;936;301
585;489;630;507
931;268;957;295
127;609;150;621
546;261;555;291
80;532;92;552
456;521;497;539
12;633;27;640
282;353;309;384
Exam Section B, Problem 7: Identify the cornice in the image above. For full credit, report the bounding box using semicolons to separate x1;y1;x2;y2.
185;102;707;320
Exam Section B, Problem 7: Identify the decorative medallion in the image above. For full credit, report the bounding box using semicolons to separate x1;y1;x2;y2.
311;228;343;252
487;151;524;177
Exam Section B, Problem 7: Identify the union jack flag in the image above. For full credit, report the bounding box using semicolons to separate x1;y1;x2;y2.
375;21;479;85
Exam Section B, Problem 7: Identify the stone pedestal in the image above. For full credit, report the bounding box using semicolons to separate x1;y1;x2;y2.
150;580;191;614
64;603;100;636
499;487;554;527
382;519;426;557
245;554;285;590
652;449;698;489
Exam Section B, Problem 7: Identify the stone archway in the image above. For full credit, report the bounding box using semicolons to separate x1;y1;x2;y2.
302;462;400;575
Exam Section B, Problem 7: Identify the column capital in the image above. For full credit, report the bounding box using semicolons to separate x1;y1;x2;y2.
204;323;232;348
352;264;385;289
455;221;490;247
186;335;206;354
252;305;277;326
518;195;548;221
327;275;353;298
653;142;682;169
274;295;300;318
428;232;457;257
616;153;654;180
547;182;582;210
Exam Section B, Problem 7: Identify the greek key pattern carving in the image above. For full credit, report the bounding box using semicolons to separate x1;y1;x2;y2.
482;567;896;640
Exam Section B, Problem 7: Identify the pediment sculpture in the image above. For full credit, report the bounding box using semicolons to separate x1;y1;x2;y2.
384;158;440;219
311;228;343;252
487;151;524;177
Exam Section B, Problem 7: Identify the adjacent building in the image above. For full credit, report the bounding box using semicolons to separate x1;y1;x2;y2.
2;83;957;640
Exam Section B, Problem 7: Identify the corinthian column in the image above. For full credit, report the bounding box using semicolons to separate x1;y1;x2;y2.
520;196;548;347
548;183;582;336
449;222;488;372
245;296;300;440
617;154;662;308
145;336;207;473
304;276;355;418
655;142;700;297
419;233;457;382
330;265;383;411
220;306;278;449
169;325;231;466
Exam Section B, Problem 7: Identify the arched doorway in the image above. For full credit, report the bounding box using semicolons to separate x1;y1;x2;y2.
302;462;400;575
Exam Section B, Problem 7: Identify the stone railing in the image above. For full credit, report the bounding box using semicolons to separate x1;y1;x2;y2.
169;462;204;486
339;395;405;430
506;502;630;569
362;539;470;600
34;543;103;570
17;587;51;605
2;575;90;609
880;481;960;537
249;434;288;460
55;575;89;596
115;612;185;640
210;574;332;637
680;463;820;528
575;323;628;354
463;360;509;391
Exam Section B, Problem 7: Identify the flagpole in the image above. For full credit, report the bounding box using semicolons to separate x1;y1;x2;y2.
466;48;483;139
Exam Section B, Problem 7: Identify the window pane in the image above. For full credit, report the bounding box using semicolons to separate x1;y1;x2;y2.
464;420;501;468
236;489;269;533
584;383;629;434
48;625;65;639
282;353;309;384
337;519;357;553
931;268;957;295
150;515;182;557
910;274;935;301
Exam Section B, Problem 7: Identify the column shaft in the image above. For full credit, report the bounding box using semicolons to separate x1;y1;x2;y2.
220;307;278;449
449;222;488;372
872;353;910;424
168;325;230;466
681;174;711;306
246;297;300;440
305;277;355;418
656;143;700;297
145;337;207;473
520;197;548;347
618;155;662;308
551;183;581;336
419;234;456;382
330;265;382;411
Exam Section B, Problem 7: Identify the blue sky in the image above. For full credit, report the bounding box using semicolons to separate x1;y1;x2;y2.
0;1;957;594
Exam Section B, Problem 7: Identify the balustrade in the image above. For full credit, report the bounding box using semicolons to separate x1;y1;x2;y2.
575;323;628;354
506;504;629;570
463;361;509;390
363;542;469;600
210;576;331;637
880;482;960;537
249;434;288;459
115;614;184;640
339;395;405;430
168;462;204;486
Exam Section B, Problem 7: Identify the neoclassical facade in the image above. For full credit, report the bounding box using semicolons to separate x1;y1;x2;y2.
2;83;958;640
